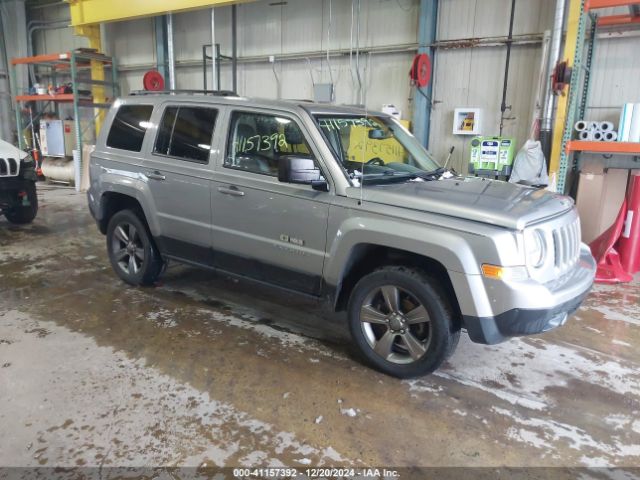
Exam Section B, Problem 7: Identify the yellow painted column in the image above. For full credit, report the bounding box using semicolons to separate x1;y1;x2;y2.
548;0;583;181
74;24;106;134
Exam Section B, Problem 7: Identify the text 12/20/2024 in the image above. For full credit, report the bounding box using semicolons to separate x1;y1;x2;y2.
233;467;401;479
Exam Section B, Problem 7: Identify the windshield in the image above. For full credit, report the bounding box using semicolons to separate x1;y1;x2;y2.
314;115;441;184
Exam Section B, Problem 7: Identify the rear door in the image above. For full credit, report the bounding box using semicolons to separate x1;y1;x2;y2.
142;102;219;265
210;108;331;295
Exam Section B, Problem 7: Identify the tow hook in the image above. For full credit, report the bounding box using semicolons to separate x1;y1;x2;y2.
18;191;31;206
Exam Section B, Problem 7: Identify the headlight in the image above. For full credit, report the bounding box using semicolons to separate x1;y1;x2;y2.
525;229;546;268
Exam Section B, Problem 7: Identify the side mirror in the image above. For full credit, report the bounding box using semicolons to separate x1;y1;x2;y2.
278;156;326;190
368;129;390;140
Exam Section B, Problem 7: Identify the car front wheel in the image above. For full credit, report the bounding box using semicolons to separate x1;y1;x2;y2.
4;182;38;224
347;266;459;378
106;209;163;286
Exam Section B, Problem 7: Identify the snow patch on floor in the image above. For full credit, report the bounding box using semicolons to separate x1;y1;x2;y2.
0;311;350;468
435;336;640;411
494;407;640;465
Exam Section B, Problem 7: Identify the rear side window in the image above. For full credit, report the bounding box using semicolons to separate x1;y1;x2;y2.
154;106;218;163
106;104;153;152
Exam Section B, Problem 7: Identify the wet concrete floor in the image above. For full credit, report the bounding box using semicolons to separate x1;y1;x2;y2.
0;186;639;475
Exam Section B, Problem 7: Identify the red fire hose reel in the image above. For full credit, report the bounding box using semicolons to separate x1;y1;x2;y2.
143;70;165;91
409;53;432;88
552;60;572;95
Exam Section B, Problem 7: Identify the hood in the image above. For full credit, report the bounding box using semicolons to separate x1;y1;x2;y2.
346;176;574;230
0;139;28;160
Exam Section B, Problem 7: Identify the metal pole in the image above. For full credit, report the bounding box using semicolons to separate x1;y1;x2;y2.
549;0;586;193
112;55;119;98
540;0;567;160
154;15;169;81
202;45;208;90
412;0;438;148
0;13;13;143
499;0;516;136
232;4;237;93
215;44;221;91
70;51;82;191
11;65;23;149
211;8;217;91
167;13;176;90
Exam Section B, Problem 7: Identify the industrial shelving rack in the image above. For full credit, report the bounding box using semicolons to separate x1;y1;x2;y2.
554;0;640;193
10;50;118;190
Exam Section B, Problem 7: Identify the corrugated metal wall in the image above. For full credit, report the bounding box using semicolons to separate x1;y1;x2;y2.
101;0;419;110
430;0;554;171
29;0;640;172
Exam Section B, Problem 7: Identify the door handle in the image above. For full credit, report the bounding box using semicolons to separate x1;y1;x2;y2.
147;170;166;181
218;185;245;197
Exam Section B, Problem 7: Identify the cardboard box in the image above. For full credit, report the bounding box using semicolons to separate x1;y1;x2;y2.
576;168;629;243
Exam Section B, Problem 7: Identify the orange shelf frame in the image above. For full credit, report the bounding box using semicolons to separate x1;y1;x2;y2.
598;14;640;27
585;0;640;10
15;94;75;102
566;140;640;154
11;52;72;65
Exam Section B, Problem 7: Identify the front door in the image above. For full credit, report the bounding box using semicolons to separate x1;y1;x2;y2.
142;103;219;264
210;109;331;295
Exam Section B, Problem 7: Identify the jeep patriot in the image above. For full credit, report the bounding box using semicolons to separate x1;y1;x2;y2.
87;92;596;378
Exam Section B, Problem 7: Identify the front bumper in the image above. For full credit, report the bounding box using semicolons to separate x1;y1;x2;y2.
461;245;596;344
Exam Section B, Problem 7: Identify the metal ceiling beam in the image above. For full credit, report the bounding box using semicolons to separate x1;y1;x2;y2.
67;0;254;26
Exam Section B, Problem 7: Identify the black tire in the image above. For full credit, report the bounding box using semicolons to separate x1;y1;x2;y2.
4;182;38;224
347;266;460;378
106;209;163;286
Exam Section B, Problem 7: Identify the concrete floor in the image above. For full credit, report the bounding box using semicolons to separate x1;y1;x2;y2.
0;186;639;474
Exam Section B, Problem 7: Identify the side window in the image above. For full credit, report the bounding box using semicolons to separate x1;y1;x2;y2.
106;104;153;152
225;111;313;176
154;106;218;163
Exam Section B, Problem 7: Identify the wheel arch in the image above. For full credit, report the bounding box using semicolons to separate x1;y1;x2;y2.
98;189;157;236
331;244;462;331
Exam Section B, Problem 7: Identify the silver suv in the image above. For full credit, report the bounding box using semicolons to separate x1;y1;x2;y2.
87;91;596;378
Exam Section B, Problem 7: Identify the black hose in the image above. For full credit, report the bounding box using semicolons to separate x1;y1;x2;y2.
499;0;516;136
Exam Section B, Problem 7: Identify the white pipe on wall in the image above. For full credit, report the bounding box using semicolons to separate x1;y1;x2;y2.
167;13;176;90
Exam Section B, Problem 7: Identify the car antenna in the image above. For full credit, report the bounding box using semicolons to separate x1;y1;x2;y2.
443;145;455;170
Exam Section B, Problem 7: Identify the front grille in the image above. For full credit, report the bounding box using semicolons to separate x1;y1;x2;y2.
553;216;581;273
0;157;19;177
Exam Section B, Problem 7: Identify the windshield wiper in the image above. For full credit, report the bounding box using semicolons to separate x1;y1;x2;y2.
423;167;446;177
358;168;448;184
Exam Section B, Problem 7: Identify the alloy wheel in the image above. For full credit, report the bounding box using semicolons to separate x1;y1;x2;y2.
360;285;432;364
111;222;145;276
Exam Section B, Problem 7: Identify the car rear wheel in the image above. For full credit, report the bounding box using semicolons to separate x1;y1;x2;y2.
347;266;459;378
106;209;163;286
4;182;38;224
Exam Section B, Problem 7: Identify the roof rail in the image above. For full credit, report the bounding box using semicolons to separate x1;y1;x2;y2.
130;89;238;97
